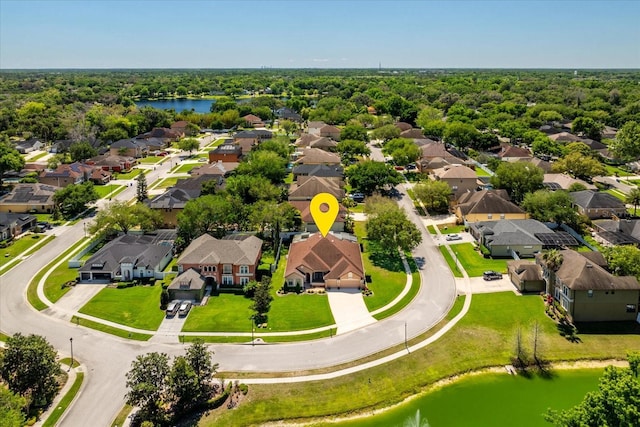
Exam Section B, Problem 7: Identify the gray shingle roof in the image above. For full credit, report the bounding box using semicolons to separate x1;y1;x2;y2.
570;190;626;210
178;234;262;266
78;234;172;274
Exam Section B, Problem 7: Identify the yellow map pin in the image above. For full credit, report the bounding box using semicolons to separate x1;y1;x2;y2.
310;193;339;237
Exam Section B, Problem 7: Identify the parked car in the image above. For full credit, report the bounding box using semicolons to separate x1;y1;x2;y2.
406;163;417;170
37;222;51;230
165;300;180;317
349;192;365;202
445;234;462;241
178;301;192;317
483;271;503;281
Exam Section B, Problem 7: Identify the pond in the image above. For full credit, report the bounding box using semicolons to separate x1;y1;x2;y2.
135;98;215;113
327;369;602;427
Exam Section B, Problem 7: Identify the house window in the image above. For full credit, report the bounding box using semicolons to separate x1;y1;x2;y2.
239;265;249;275
587;290;594;298
240;277;250;286
562;285;569;296
222;275;233;285
500;214;505;219
626;304;636;313
487;214;493;219
223;264;232;274
452;186;458;191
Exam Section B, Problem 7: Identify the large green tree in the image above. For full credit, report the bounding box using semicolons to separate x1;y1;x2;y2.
177;137;200;155
225;174;281;205
0;334;60;411
346;160;402;195
413;180;452;214
340;124;369;142
236;150;287;184
69;141;98;162
572;116;604;140
370;124;401;142
382;138;421;166
0;386;26;427
443;122;479;149
252;276;273;324
365;196;422;253
53;182;99;217
125;352;170;425
177;194;238;243
551;152;606;181
90;201;162;235
521;190;579;227
626;188;640;216
602;245;640;278
610;121;640;161
335;139;370;164
545;357;640;427
250;201;301;243
490;161;544;203
0;142;25;187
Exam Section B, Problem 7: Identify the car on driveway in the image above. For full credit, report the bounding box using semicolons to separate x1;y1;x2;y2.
483;271;503;281
445;234;462;241
178;301;192;317
349;192;365;202
166;300;180;317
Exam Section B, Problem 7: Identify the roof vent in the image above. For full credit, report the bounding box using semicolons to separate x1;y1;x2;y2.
586;263;593;268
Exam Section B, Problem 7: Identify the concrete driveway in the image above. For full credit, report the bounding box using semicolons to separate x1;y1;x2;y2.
327;289;376;335
457;276;519;294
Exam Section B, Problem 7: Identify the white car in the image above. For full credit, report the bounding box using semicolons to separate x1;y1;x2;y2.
445;234;462;241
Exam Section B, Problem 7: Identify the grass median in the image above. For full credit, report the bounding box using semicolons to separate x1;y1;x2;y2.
42;372;84;427
70;316;152;341
204;292;639;426
0;234;53;270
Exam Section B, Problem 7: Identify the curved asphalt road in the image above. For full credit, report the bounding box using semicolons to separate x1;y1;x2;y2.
0;143;456;426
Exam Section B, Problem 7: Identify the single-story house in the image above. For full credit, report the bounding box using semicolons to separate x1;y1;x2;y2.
288;176;345;201
497;145;532;162
289;200;348;233
455;190;528;224
507;260;545;293
570;190;627;219
395;122;413;132
110;139;148;158
537;250;640;322
400;128;426;139
543;173;597;191
549;132;583;144
190;161;239;177
276;107;303;122
167;268;207;302
39;162;111;188
592;218;640;247
208;143;243;163
293;148;341;166
285;232;365;289
177;234;262;287
78;233;173;282
0;213;37;241
86;154;136;173
242;114;264;127
0;183;59;213
292;164;344;182
14;138;44;154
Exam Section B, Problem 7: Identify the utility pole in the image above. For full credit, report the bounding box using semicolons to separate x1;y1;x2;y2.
69;337;74;371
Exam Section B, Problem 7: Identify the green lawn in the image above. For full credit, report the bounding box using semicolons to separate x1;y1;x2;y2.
152;177;187;189
94;184;124;199
44;262;79;303
184;249;335;333
70;316;152;341
438;246;463;278
27;151;49;161
42;372;84;427
475;168;491;177
172;163;199;174
604;188;627;201
206;139;224;148
438;224;465;234
137;156;165;164
78;285;165;331
583;235;605;251
205;292;640;426
0;235;51;268
113;169;142;180
284;172;294;185
427;225;437;234
603;164;633;177
451;243;508;277
353;222;412;312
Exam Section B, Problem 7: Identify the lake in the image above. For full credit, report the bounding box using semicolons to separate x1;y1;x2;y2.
135;98;215;113
327;369;602;427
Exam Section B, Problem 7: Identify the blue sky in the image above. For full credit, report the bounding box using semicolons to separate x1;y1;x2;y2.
1;0;639;69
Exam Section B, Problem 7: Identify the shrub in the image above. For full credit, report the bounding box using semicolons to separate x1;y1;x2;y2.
238;383;248;395
207;383;232;409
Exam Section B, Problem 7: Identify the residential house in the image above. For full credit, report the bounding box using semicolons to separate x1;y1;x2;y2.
285;232;365;289
395;122;413;132
86;154;135;173
78;233;174;282
39;162;111;188
592;218;640;247
549;132;582;144
497;145;532;162
208;143;243;163
276;107;303;122
507;260;545;293
288;176;345;201
170;121;190;135
0;183;59;213
417;141;467;173
537;250;640;322
138;127;182;142
431;164;478;200
289;200;348;233
469;219;576;258
177;234;262;287
602;126;618;140
543;173;597;191
294;148;341;166
318;124;341;141
307;121;327;134
292;164;344;183
167;268;207;302
242;114;264;128
232;130;270;154
110;139;148;158
147;175;222;227
570;190;627;219
190;161;239;178
400;128;425;139
455;190;527;224
0;213;37;241
519;157;553;173
295;133;322;148
14;138;44;154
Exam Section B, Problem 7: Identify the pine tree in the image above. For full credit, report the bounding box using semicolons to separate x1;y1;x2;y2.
136;172;148;202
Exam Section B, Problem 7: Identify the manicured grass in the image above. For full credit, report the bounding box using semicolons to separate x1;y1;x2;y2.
604;188;626;201
284;172;294;185
205;292;640;426
354;222;410;312
583;235;605;251
427;225;437;234
114;169;147;180
475;167;491;177
44;262;80;303
270;292;335;331
110;405;133;427
373;269;420;320
622;179;640;186
451;243;508;277
27;151;48;161
27;237;92;310
94;184;125;199
181;328;337;344
172;163;199;174
405;188;427;216
152;177;187;189
0;234;52;268
437;224;465;234
42;372;84;427
59;357;80;368
137;156;165;164
603;164;632;177
78;285;164;331
0;332;9;341
349;203;365;214
438;246;463;278
206;139;224;148
70;316;152;341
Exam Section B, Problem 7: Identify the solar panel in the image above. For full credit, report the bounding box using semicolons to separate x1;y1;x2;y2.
534;232;579;247
543;182;562;190
596;231;640;246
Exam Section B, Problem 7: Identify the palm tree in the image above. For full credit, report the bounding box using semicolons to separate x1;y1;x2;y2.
625;188;640;217
542;249;563;296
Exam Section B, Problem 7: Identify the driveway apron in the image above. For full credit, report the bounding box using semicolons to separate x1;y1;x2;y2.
327;289;376;334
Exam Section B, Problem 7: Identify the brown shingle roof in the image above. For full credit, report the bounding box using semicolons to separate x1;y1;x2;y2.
295;148;341;165
178;234;262;266
554;250;640;291
285;233;364;280
433;164;477;179
288;176;345;200
288;200;348;223
507;260;542;281
457;190;524;216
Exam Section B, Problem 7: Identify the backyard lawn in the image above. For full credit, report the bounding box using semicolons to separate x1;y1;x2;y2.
438;246;463;278
79;285;165;331
604;188;626;201
603;164;633;177
449;243;508;277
